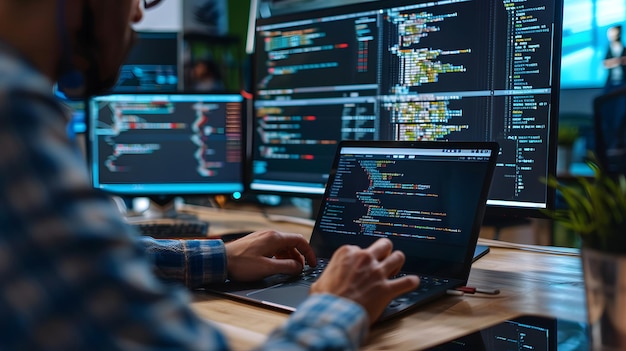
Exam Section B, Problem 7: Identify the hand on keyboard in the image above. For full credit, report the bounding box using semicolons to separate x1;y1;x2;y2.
310;238;420;325
223;230;317;282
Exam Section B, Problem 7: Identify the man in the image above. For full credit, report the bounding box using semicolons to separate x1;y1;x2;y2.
600;25;626;156
0;0;420;349
603;25;626;93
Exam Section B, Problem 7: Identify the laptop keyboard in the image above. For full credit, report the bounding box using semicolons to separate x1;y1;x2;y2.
388;274;450;309
300;258;329;282
298;259;450;308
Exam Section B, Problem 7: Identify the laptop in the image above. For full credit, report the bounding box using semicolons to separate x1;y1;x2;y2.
209;140;499;321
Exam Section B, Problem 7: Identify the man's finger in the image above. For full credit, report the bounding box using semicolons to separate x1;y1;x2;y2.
380;250;406;277
273;233;317;267
387;275;421;296
264;256;304;276
366;238;393;261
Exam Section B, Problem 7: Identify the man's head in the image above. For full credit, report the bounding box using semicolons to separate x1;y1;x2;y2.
59;0;144;97
608;25;623;43
0;0;143;97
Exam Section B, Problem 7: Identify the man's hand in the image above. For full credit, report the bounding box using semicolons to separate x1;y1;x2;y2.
224;230;316;282
605;56;623;68
310;238;420;324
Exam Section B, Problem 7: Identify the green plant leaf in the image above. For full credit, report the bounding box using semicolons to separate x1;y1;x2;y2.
541;153;626;254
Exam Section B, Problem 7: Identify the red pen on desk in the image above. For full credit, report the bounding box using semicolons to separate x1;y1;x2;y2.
456;286;500;295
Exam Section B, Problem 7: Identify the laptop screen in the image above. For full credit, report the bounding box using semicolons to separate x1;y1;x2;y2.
310;141;498;279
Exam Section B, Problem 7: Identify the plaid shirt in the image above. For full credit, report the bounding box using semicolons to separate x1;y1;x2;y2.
0;44;368;350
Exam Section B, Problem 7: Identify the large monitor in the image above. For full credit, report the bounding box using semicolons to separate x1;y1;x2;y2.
87;93;244;215
248;0;563;217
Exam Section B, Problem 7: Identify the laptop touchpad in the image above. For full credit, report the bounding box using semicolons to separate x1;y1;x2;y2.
248;283;310;308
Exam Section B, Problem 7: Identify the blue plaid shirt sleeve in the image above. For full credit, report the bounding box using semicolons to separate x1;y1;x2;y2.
138;238;371;350
259;294;369;351
139;237;228;288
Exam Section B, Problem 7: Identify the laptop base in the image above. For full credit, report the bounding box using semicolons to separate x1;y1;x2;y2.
473;245;490;262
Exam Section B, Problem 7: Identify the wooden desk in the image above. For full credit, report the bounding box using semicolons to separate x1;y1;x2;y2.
181;205;586;350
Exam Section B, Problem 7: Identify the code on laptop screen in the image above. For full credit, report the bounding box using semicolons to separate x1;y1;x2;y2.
311;143;496;278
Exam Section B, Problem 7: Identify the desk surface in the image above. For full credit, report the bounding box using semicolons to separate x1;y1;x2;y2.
181;205;586;350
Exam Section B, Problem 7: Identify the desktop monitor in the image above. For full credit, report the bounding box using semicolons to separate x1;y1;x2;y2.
112;31;181;92
248;0;563;217
87;92;244;214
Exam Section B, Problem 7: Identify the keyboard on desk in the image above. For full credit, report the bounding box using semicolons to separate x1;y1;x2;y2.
131;220;209;239
297;259;452;314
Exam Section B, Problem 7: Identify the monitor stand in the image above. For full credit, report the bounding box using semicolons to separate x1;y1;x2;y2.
124;196;201;223
482;215;532;240
473;215;533;262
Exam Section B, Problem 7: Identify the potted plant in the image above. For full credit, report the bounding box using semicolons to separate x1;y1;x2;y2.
543;155;626;350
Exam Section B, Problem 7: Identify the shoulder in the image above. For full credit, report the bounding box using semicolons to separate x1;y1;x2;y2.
0;48;68;130
0;46;55;97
